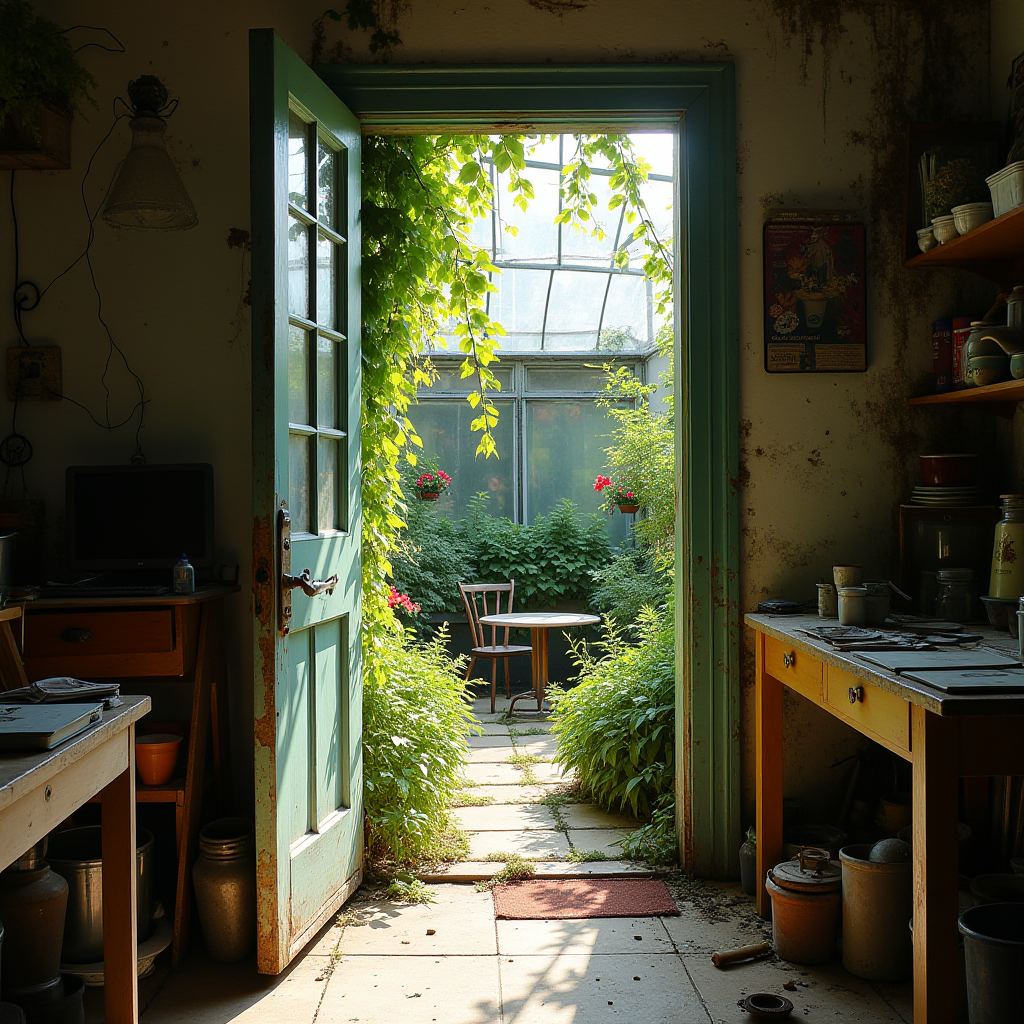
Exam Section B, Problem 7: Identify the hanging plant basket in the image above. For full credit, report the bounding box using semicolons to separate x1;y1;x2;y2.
419;492;440;501
617;503;640;514
0;105;72;169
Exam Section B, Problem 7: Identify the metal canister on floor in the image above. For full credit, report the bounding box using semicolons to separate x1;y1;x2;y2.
839;843;913;981
192;818;257;963
764;848;842;964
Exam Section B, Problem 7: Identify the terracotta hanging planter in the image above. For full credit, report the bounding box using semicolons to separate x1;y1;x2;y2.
419;493;440;501
0;106;72;170
617;503;640;514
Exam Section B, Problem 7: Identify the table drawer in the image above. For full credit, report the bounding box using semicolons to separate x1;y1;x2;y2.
764;635;822;702
824;666;910;756
24;609;182;678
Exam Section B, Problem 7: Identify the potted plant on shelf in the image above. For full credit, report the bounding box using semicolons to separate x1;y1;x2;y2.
594;475;641;514
412;461;451;501
925;158;990;242
0;0;98;169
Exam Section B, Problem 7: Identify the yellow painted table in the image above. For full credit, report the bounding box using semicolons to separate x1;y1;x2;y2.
0;695;150;1024
746;614;1024;1024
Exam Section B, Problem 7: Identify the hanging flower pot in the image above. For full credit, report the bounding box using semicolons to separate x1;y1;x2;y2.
413;465;451;501
594;475;641;515
617;503;640;514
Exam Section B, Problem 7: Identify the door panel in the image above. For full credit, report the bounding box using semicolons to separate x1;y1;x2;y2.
250;28;362;975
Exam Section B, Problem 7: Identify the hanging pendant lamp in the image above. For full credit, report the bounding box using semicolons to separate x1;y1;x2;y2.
102;76;198;231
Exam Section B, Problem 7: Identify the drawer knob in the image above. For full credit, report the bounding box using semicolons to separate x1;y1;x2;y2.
848;686;864;704
61;627;93;644
782;652;795;668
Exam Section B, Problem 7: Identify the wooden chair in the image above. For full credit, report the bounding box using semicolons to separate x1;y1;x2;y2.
459;582;532;713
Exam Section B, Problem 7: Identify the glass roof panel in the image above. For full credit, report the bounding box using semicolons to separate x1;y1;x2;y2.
487;267;550;350
628;133;675;177
525;135;561;164
495;165;559;264
601;274;650;350
543;271;607;350
560;173;619;265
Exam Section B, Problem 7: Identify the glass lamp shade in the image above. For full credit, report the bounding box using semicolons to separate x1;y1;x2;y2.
102;116;198;230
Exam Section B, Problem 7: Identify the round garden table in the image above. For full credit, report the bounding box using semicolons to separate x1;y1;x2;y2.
477;611;601;713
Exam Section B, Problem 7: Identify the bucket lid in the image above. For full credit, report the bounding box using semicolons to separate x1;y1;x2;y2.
770;847;841;892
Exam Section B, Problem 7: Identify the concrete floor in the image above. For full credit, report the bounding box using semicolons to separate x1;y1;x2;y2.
85;688;916;1023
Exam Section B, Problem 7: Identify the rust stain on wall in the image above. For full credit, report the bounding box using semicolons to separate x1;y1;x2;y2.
523;0;589;12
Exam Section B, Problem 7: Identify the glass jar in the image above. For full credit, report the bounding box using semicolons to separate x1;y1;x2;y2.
935;568;979;623
989;495;1024;599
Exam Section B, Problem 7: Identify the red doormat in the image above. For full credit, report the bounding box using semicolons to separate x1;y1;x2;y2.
493;878;680;920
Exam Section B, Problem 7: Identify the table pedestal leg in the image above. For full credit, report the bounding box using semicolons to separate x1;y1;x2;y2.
102;725;138;1024
509;627;549;714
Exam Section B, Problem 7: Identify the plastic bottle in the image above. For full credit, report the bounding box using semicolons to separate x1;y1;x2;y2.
173;553;195;594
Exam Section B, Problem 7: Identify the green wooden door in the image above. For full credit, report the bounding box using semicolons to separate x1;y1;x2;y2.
249;29;362;975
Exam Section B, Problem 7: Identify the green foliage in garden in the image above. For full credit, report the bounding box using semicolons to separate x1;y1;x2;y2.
0;0;97;132
590;548;671;631
362;625;477;867
550;604;675;823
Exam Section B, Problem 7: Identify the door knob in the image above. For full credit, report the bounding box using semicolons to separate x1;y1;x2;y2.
282;568;338;598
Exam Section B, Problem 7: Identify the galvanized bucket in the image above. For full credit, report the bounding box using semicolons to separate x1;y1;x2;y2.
46;826;154;964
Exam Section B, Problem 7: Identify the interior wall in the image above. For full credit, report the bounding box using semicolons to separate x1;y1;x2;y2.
4;1;992;832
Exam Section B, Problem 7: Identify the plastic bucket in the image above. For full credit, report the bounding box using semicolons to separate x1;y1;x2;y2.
764;875;841;964
840;844;913;981
45;827;153;964
958;903;1024;1024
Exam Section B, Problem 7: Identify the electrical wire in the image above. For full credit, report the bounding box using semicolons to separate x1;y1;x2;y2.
61;25;126;56
8;100;149;458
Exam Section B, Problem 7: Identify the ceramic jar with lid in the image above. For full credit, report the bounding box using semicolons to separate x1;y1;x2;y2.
764;848;842;964
989;495;1024;600
935;568;979;623
837;586;868;626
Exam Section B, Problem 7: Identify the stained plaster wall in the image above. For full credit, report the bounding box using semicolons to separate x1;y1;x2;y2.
3;1;993;828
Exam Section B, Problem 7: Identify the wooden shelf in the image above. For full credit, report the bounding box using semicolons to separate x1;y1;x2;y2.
904;204;1024;287
907;378;1024;415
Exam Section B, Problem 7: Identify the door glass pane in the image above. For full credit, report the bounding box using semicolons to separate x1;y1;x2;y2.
288;326;310;424
316;235;336;329
406;400;515;519
317;138;336;229
289;433;311;533
288;218;309;319
317;334;337;429
288;112;308;208
525;400;625;544
317;438;339;531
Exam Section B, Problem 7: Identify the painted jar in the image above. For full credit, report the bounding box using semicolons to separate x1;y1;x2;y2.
192;817;256;964
989;495;1024;600
935;568;979;623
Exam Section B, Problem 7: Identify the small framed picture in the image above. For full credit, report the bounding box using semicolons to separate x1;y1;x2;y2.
763;211;866;374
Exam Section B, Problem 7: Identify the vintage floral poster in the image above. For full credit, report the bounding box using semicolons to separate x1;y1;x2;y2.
763;213;866;373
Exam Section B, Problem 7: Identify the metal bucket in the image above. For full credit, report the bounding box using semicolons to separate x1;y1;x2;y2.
45;827;153;965
958;903;1024;1024
840;844;913;981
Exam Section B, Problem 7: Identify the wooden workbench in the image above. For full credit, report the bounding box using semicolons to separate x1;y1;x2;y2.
746;613;1024;1024
0;694;150;1024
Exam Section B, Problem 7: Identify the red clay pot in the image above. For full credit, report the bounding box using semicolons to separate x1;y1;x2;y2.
135;733;183;786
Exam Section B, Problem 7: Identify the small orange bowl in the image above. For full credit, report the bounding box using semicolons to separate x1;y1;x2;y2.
135;733;182;786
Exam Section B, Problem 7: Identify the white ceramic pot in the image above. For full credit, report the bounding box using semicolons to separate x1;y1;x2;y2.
837;586;868;627
833;564;864;589
951;202;993;235
931;215;959;244
916;227;937;252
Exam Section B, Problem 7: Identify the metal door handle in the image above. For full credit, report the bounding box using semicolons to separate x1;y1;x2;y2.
61;627;93;643
282;568;338;598
848;686;864;704
782;652;794;668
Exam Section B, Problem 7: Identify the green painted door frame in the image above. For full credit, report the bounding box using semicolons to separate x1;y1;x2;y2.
318;63;740;878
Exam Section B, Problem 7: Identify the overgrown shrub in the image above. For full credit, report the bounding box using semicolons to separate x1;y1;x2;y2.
362;624;476;867
590;548;671;630
550;603;675;824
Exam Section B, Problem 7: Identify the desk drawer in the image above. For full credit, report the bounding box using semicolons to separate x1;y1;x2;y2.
24;609;182;679
824;666;910;756
764;635;822;702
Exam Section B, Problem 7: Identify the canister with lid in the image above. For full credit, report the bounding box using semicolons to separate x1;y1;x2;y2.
837;586;868;626
935;568;979;623
764;848;842;964
989;495;1024;599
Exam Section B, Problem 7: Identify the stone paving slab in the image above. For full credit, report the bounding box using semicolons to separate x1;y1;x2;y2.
512;735;560;757
462;761;531;785
467;828;571;860
338;884;497;956
660;881;771;954
417;860;658;883
496;916;676;956
683;952;908;1023
498;952;705;1024
454;784;554;805
530;762;573;784
320;955;500;1024
472;723;513;736
560;804;639;830
464;744;517;763
467;734;515;748
454;803;560;831
566;828;632;855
